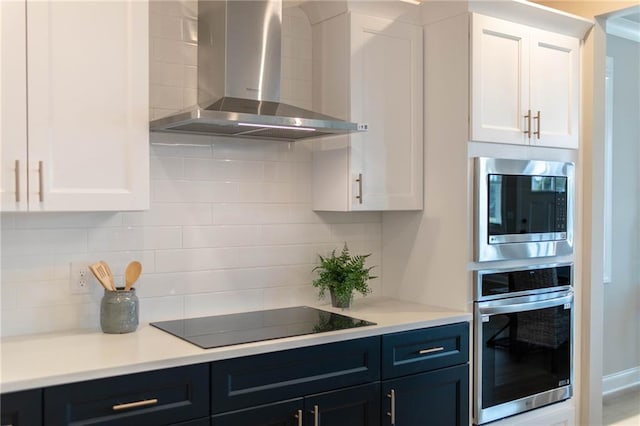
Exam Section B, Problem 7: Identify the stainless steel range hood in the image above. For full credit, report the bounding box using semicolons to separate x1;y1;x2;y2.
150;0;366;141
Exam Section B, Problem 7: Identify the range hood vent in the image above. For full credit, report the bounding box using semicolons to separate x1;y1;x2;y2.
150;0;366;141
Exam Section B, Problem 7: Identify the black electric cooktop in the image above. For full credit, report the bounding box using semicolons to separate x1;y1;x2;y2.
150;306;376;349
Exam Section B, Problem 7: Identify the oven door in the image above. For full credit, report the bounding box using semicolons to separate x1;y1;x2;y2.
474;290;573;425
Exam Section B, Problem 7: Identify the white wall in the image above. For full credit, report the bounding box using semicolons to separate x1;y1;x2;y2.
0;1;383;337
602;34;640;379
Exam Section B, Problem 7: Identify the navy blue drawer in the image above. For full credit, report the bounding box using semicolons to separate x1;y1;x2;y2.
211;336;380;413
44;363;209;426
1;388;42;426
382;322;469;379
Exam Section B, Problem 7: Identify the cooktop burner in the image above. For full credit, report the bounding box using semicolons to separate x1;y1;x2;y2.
150;306;376;349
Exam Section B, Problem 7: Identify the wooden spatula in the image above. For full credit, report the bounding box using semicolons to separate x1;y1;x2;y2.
89;263;114;291
99;260;117;291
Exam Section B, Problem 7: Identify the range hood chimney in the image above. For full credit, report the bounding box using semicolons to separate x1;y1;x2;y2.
150;0;366;141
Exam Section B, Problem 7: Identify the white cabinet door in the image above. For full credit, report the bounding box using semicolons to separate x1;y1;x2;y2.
471;14;580;149
471;14;530;145
349;14;423;210
1;1;149;212
312;12;423;211
1;1;28;211
529;29;580;149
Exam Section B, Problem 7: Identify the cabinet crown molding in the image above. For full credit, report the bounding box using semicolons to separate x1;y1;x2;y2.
421;0;593;39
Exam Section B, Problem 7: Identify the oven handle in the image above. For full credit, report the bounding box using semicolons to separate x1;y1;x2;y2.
478;292;573;316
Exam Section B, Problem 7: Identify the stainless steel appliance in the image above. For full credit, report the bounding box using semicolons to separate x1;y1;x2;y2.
473;263;574;425
475;157;574;262
150;0;366;141
150;306;375;349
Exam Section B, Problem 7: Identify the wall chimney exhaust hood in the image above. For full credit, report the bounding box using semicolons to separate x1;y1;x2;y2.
150;0;367;141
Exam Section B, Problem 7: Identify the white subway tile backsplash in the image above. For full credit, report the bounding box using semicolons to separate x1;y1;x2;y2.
0;2;383;337
184;289;264;317
87;227;183;252
183;225;259;248
150;61;184;87
1;255;57;284
150;156;184;179
150;13;182;40
184;65;197;89
183;87;197;107
138;295;185;322
258;224;334;245
121;203;212;226
11;212;122;229
150;84;183;110
155;247;239;273
184;158;265;181
1;229;87;256
263;285;319;310
236;245;315;269
153;180;239;203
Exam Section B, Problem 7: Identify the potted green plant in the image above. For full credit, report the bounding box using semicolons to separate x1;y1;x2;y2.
312;243;376;308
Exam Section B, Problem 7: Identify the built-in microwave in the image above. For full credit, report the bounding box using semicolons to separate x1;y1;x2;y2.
475;157;574;262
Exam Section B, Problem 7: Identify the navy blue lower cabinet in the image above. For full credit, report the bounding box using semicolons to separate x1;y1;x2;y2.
171;418;211;426
211;337;380;413
1;388;43;426
381;364;469;426
211;398;303;426
43;363;210;426
304;382;380;426
211;383;380;426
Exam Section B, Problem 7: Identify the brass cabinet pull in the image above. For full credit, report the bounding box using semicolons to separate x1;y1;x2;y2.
112;398;158;411
14;160;20;202
533;110;541;139
418;346;445;355
387;389;396;425
38;160;44;202
524;109;532;138
312;404;319;426
294;409;303;426
355;173;363;204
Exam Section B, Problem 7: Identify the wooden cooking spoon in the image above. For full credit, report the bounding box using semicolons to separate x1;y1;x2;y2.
124;261;142;291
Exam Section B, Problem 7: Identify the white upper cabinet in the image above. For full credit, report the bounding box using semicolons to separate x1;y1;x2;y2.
1;0;149;212
471;14;580;149
311;12;423;211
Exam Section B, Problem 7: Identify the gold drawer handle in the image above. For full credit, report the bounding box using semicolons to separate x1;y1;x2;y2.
112;398;158;411
418;346;444;355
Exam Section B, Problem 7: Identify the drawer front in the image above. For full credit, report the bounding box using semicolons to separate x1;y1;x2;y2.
382;322;469;379
211;336;380;414
1;389;43;426
44;363;209;426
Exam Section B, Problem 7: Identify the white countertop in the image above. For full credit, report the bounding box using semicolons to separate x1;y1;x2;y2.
0;297;471;393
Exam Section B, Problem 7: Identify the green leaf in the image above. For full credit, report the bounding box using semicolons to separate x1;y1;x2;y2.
312;243;377;304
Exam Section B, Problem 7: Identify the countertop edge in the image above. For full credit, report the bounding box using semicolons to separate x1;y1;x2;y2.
1;300;472;393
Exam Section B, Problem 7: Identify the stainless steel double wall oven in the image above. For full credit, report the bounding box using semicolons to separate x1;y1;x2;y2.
473;158;575;425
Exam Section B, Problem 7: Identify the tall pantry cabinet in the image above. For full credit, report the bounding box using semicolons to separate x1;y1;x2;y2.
309;7;423;211
1;1;149;212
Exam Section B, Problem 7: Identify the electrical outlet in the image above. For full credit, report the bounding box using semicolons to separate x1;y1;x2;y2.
70;262;93;294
